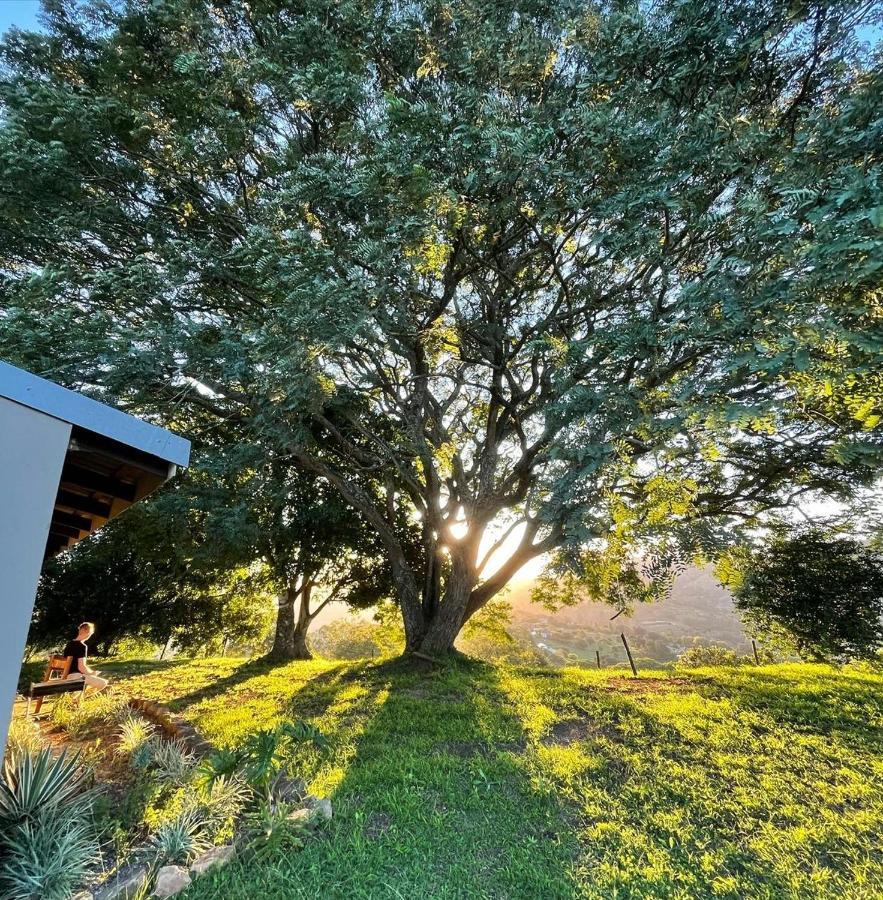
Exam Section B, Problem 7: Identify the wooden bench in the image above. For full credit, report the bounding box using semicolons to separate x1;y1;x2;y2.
28;654;85;717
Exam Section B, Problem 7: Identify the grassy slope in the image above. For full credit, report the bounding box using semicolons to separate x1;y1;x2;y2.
96;657;883;900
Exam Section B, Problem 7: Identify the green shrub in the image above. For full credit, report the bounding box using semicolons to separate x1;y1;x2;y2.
4;719;44;759
0;748;92;822
47;694;87;737
47;692;130;743
674;645;748;669
130;736;160;771
152;739;195;784
80;692;130;726
0;814;98;900
191;774;250;841
246;799;306;862
203;721;327;803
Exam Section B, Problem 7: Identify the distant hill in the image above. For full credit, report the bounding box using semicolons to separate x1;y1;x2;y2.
503;565;752;666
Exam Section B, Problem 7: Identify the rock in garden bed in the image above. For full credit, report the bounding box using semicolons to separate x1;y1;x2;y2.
190;844;236;876
94;865;149;900
287;796;333;827
153;865;192;898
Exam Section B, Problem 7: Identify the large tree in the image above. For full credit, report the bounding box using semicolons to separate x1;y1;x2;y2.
1;0;881;655
167;445;397;660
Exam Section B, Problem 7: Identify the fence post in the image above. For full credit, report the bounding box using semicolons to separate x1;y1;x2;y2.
596;650;601;670
752;639;760;665
620;633;638;677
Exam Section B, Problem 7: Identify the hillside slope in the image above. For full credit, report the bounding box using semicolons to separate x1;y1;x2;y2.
103;657;883;900
505;566;751;666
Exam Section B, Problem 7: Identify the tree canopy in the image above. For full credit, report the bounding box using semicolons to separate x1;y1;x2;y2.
731;530;883;662
1;0;881;654
30;503;275;657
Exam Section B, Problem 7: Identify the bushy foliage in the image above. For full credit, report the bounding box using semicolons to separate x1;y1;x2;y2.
674;644;748;669
146;807;212;865
247;800;307;862
733;530;883;662
456;600;547;665
205;721;328;803
50;692;130;740
310;618;401;660
116;713;155;758
191;775;250;841
0;815;98;900
3;719;43;759
151;739;196;784
30;504;275;658
0;748;92;823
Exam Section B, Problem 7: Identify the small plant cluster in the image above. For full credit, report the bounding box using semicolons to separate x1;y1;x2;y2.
111;711;331;876
0;694;134;900
1;691;332;898
0;746;98;900
112;711;249;867
201;721;331;857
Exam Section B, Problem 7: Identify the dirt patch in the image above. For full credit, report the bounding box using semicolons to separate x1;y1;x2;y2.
542;717;605;747
434;738;527;758
37;719;134;785
400;687;462;702
364;811;393;840
540;711;623;747
603;677;691;694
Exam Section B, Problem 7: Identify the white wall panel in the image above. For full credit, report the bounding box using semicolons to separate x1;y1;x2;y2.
0;397;71;755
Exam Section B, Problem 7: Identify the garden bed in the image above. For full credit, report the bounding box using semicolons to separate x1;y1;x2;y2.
1;692;330;899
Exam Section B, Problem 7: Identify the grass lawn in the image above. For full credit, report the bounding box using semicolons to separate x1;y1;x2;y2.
69;657;883;899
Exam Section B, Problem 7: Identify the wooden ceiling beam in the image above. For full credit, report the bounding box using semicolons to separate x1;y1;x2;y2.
55;489;112;519
59;463;136;502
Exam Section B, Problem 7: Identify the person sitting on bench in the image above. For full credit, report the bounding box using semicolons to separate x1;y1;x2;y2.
63;622;108;693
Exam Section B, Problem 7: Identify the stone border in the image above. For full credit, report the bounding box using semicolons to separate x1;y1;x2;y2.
126;698;215;757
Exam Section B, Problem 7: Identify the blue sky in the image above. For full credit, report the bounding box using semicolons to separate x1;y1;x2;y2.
0;1;42;37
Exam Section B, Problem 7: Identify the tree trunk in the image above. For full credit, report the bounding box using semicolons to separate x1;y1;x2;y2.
394;552;428;652
290;582;314;659
397;524;558;657
415;552;475;656
267;583;313;661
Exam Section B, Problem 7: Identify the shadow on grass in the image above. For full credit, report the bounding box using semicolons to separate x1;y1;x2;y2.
693;667;883;752
521;669;882;899
188;656;583;900
100;656;326;716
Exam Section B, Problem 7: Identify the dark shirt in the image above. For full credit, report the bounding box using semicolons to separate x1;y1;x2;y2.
63;639;88;674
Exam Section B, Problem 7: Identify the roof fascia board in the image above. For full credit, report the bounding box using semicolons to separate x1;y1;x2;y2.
0;361;190;467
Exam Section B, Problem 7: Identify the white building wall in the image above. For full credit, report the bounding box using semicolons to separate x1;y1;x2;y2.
0;397;71;756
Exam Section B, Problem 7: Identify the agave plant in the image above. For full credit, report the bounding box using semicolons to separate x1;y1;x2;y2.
0;748;92;825
116;713;154;757
152;739;196;784
129;736;159;771
190;774;250;832
147;808;212;865
0;814;98;900
0;749;98;900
